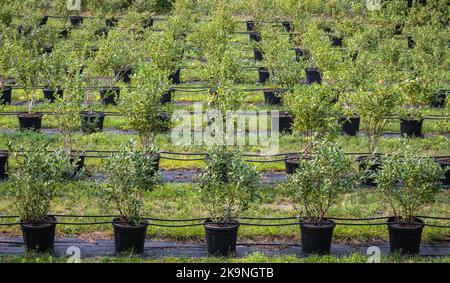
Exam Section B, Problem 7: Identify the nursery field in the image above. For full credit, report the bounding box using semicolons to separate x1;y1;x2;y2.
0;0;449;264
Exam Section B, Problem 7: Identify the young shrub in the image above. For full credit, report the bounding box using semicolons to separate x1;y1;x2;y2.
119;62;171;148
283;140;357;223
197;146;261;223
101;141;161;226
282;140;356;254
284;84;338;155
375;145;444;224
8;146;75;223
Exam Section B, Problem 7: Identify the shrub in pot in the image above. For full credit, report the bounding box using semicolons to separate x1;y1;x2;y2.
348;86;398;185
282;141;356;254
258;24;302;104
100;141;160;254
197;146;261;256
0;85;12;105
374;145;444;254
8;146;75;252
119;62;171;149
336;92;360;136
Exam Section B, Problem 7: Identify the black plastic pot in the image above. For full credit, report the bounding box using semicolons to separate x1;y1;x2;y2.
434;157;449;186
1;86;12;105
0;152;8;180
80;111;106;134
18;113;43;131
70;154;85;176
330;36;343;47
305;68;322;85
294;48;309;61
387;217;424;254
258;67;269;84
246;21;255;31
271;111;293;134
300;220;335;255
282;21;292;32
169;69;181;84
39;16;48;26
357;155;382;186
43;87;63;103
394;23;403;35
407;36;415;49
42;45;53;54
400;118;423;137
106;18;118;27
204;220;239;256
142;19;154;29
20;216;57;253
249;32;261;42
69;16;83;27
112;218;148;254
339;116;360;136
430;90;447;108
285;156;299;174
59;29;70;38
263;89;283;106
17;25;32;36
115;68;132;83
253;49;263;61
161;88;174;104
95;27;109;38
100;87;120;105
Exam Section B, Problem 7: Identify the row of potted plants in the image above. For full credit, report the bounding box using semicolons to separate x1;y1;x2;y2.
2;140;445;256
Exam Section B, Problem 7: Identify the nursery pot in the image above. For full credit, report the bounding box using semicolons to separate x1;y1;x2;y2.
394;23;403;35
1;86;12;105
42;45;54;54
43;87;63;103
246;21;255;31
285;156;299;174
407;36;415;49
161;88;174;104
300;219;335;255
282;21;292;32
263;89;283;106
100;87;120;105
400;118;423;138
430;90;447;108
258;67;269;84
204;220;239;256
387;217;424;254
95;27;109;38
142;18;154;29
330;36;343;47
305;68;322;85
69;154;86;176
339;116;360;136
294;48;309;61
434;157;449;186
106;18;118;27
18;112;43;132
59;28;70;38
253;49;263;61
39;16;48;26
271;111;293;134
20;216;57;253
249;32;261;42
357;155;382;186
169;69;181;84
0;151;8;180
112;218;148;254
80;111;106;134
69;16;83;27
115;68;132;83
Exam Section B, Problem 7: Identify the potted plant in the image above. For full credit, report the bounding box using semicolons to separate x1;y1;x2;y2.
197;146;261;256
375;145;444;254
283;141;356;254
10;35;44;131
119;62;171;158
349;86;398;185
283;84;338;173
336;92;360;136
258;24;302;105
8;145;75;252
100;141;161;254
